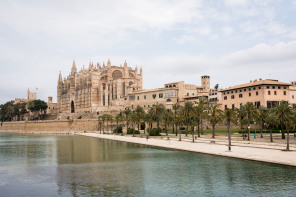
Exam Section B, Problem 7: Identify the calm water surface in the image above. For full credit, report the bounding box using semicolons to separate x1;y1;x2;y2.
0;133;295;197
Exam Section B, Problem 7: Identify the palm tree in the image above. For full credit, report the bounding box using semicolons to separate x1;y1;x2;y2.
172;103;180;135
150;103;165;128
208;105;223;138
181;102;194;137
135;105;145;133
115;112;123;130
223;108;237;151
98;116;103;134
284;111;296;151
130;111;138;137
264;111;277;142
108;114;114;133
236;105;246;136
274;101;292;139
145;108;154;136
175;115;183;141
194;97;208;137
123;108;131;133
244;102;257;141
162;109;174;136
258;106;268;138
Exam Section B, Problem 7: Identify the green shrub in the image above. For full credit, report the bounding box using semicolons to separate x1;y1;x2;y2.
127;128;140;135
77;116;82;119
113;126;123;133
148;127;161;136
180;127;186;130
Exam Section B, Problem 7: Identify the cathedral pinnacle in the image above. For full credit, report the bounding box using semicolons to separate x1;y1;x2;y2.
124;60;127;67
59;71;63;82
71;60;77;75
107;59;111;67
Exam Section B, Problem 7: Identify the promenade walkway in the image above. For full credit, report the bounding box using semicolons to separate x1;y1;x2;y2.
79;133;296;167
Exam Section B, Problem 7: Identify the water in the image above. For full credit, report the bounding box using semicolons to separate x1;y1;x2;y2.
0;133;295;197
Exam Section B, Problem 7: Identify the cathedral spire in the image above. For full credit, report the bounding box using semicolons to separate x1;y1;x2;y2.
140;67;143;75
124;60;127;68
71;60;77;75
107;59;111;67
135;66;138;74
59;71;63;83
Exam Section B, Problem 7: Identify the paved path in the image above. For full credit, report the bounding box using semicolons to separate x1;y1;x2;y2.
79;133;296;167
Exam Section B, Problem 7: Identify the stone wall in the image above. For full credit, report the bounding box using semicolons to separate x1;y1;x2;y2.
0;119;99;132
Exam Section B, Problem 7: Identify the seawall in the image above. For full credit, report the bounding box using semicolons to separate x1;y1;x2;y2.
0;119;99;132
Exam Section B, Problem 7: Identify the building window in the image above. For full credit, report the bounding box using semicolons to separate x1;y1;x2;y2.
256;91;258;96
225;105;227;110
144;95;146;99
231;95;235;99
231;91;233;93
292;95;295;99
267;86;269;89
278;86;281;89
240;89;242;92
259;86;261;89
274;91;277;95
144;105;146;107
137;96;139;100
129;95;135;100
239;94;243;98
255;101;261;108
232;104;235;110
284;86;287;89
224;96;227;100
272;86;275;89
159;93;163;98
227;92;230;94
244;89;247;92
284;91;286;95
249;93;251;97
187;93;189;96
235;90;237;93
249;88;251;91
253;87;256;90
268;91;271;95
152;94;156;99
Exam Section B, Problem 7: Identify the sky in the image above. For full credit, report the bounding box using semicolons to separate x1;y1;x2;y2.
1;0;296;104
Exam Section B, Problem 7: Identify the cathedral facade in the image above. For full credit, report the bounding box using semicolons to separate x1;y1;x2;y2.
57;60;143;113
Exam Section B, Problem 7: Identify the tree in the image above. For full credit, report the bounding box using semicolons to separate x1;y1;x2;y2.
123;108;131;133
150;103;165;128
181;101;194;137
28;99;48;120
172;103;181;136
208;105;223;138
135;106;145;133
145;108;154;136
264;111;277;142
115;112;124;130
258;106;268;138
194;98;208;137
223;108;237;151
244;102;257;141
101;114;108;134
162;109;174;136
274;101;292;139
98;116;103;134
130;111;138;137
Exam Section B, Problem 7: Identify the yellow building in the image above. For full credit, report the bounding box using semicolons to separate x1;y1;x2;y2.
219;79;296;110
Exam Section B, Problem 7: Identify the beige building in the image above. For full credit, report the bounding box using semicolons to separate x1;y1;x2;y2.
219;79;296;110
13;88;37;104
57;60;143;113
57;60;213;113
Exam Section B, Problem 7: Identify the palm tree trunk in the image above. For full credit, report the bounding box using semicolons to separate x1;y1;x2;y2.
260;121;263;138
185;125;188;137
201;119;203;135
132;122;135;137
281;122;285;139
191;126;194;142
270;128;273;142
247;118;250;141
165;123;168;136
212;123;215;138
228;120;231;151
286;129;290;151
175;124;178;136
179;128;181;141
198;122;200;137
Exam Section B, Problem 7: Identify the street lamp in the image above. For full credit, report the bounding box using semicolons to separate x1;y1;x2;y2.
247;125;250;142
254;122;256;139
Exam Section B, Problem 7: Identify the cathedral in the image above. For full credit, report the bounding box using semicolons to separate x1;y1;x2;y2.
57;60;143;113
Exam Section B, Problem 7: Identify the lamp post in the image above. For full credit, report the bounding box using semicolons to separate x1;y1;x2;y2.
254;121;256;139
248;125;250;143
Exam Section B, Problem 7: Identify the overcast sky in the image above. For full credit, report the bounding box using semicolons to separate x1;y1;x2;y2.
1;0;296;104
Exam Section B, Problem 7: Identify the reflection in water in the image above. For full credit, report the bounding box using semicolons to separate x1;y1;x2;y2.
0;133;296;197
